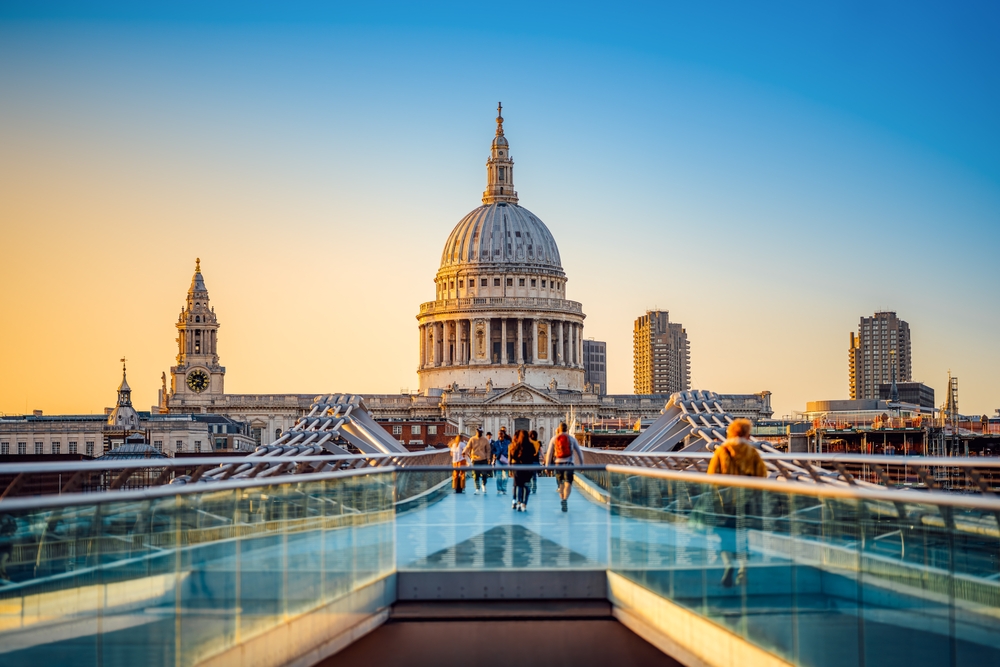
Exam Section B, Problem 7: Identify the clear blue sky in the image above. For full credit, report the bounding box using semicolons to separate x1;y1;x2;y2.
1;2;998;417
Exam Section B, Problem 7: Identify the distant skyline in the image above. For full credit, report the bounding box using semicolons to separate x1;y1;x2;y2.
1;2;998;417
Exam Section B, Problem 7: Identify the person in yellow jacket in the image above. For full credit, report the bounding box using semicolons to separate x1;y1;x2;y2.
707;418;767;587
707;419;767;477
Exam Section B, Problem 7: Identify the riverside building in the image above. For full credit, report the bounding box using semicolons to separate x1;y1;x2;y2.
633;310;691;395
849;311;913;400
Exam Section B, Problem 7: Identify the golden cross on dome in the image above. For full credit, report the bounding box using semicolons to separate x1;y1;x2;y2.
195;257;201;272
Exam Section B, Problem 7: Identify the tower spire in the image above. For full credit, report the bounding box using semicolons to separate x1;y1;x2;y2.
483;103;518;205
116;357;132;406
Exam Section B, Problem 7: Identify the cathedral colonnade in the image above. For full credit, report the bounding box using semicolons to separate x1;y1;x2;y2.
417;316;584;369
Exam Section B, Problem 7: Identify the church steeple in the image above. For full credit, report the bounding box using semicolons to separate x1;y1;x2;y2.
176;257;220;364
187;257;209;309
116;358;133;408
482;102;518;205
107;358;140;429
166;258;225;405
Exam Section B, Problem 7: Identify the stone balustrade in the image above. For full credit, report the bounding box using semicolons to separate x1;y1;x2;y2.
419;296;583;315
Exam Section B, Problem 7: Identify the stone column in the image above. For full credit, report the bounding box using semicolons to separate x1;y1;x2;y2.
466;319;472;364
571;323;577;366
556;321;564;366
485;318;492;364
501;318;508;364
455;320;468;366
531;319;539;365
431;322;439;367
444;321;452;366
419;323;426;369
574;323;580;367
516;317;524;364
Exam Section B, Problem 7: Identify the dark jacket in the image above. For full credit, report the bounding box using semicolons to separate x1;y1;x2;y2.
508;439;536;486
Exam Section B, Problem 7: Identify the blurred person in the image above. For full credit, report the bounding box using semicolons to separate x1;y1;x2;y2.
508;429;535;511
544;422;583;512
707;418;767;587
449;434;467;494
528;430;542;493
463;428;492;495
492;427;511;495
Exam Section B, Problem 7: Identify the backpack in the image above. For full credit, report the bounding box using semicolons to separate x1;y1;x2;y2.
553;433;572;459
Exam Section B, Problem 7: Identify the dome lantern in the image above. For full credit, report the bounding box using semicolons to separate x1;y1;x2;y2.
483;102;517;205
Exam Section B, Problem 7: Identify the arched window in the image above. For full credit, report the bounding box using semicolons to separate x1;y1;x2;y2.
275;428;282;439
195;315;200;322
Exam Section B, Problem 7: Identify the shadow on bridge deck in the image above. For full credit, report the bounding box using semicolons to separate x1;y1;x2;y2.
326;600;681;667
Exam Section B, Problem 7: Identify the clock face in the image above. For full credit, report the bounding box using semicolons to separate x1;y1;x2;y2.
186;370;210;393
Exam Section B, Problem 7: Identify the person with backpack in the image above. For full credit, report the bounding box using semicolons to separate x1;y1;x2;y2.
492;427;511;495
508;429;535;511
707;418;767;587
544;422;583;512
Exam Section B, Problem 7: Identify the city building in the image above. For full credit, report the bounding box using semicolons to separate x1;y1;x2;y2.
633;310;690;395
582;339;607;394
0;365;254;458
849;311;913;400
376;418;459;451
878;381;935;409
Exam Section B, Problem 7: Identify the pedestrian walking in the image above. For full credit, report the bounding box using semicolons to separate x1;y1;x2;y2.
528;430;541;493
706;418;767;587
508;429;535;511
449;434;467;494
463;428;492;495
492;427;511;495
543;422;584;512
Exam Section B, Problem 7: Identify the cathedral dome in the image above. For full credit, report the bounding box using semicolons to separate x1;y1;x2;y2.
417;105;585;396
439;203;562;272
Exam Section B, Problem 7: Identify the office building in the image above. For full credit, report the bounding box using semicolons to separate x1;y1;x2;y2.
582;340;607;394
848;311;912;400
633;310;690;395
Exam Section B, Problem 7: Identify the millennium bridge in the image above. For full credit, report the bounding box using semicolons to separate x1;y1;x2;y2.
1;394;998;667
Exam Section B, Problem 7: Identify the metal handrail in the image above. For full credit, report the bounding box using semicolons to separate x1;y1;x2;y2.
0;465;399;512
0;450;443;476
604;464;1000;511
584;448;1000;469
5;461;997;512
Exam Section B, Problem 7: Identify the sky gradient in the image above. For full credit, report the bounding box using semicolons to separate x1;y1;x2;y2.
1;2;998;418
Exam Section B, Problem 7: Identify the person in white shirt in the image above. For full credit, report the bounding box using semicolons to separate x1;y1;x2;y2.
543;422;584;512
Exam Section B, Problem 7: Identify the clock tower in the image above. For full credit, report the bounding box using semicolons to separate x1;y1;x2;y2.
166;258;226;409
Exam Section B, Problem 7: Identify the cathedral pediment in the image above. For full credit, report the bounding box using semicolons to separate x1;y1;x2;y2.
482;383;560;406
